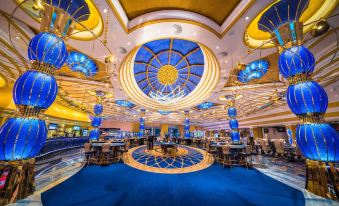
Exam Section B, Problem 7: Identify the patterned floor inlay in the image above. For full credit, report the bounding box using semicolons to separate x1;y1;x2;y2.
125;145;213;174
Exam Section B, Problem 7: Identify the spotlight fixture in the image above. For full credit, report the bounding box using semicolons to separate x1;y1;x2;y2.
311;19;330;37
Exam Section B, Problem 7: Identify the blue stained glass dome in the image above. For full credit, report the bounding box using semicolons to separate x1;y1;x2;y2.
258;0;309;33
296;123;339;162
278;46;315;78
94;104;103;115
286;81;328;116
133;39;204;97
238;59;270;83
0;118;47;160
66;51;98;77
13;71;58;109
46;0;90;21
28;32;67;69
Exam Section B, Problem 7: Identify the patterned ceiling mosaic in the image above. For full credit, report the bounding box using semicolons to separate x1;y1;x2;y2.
133;39;205;97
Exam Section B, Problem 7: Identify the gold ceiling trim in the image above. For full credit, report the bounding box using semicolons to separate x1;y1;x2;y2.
240;111;339;127
107;0;255;39
243;0;338;49
119;38;220;111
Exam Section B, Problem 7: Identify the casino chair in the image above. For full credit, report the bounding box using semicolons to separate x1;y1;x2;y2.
83;143;95;167
206;144;218;163
100;143;113;165
221;145;232;168
240;145;253;168
118;142;130;163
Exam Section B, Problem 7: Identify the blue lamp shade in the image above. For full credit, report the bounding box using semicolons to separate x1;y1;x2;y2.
91;116;102;127
13;71;58;109
230;131;240;142
28;32;67;69
238;59;269;83
278;46;315;78
286;81;328;116
66;51;98;77
258;0;309;33
115;100;136;108
197;102;215;110
89;129;100;140
0;118;47;160
158;110;172;115
296;123;339;162
228;107;237;118
229;119;239;130
46;0;90;21
94;104;103;115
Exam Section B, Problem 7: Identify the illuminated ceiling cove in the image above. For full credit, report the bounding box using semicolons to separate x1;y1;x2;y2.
134;39;204;98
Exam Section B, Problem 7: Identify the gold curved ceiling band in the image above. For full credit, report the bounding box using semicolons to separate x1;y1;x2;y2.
243;0;338;49
106;0;255;39
119;39;220;111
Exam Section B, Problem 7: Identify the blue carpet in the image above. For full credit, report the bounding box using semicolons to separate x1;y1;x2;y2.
41;164;305;206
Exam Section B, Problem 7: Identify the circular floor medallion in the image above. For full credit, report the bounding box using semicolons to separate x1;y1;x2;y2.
124;145;213;174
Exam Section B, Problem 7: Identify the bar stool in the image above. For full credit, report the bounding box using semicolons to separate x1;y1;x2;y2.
83;143;95;167
100;143;112;165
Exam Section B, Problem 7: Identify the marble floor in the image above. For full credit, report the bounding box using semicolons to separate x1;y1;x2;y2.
8;148;339;206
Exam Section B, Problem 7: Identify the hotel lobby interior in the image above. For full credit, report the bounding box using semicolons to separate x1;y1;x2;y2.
0;0;338;205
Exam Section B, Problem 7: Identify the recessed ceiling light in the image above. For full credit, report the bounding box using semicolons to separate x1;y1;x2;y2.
216;46;219;50
127;42;131;45
193;32;197;36
15;36;20;39
103;9;108;13
245;16;249;20
224;60;228;63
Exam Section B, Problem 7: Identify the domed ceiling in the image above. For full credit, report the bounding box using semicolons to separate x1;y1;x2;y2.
120;38;219;111
133;39;204;98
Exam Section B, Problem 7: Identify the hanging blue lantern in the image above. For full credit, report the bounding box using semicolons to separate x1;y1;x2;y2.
94;104;103;115
296;123;339;162
91;116;102;127
238;59;270;83
286;81;328;116
229;119;239;130
66;51;98;77
28;32;67;69
139;117;145;137
13;71;58;109
89;129;100;140
258;0;339;164
279;46;315;78
228;107;237;118
0;118;47;160
230;131;240;142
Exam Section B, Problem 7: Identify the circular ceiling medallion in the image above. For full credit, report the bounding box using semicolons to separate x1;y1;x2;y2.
120;38;219;110
244;0;337;49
